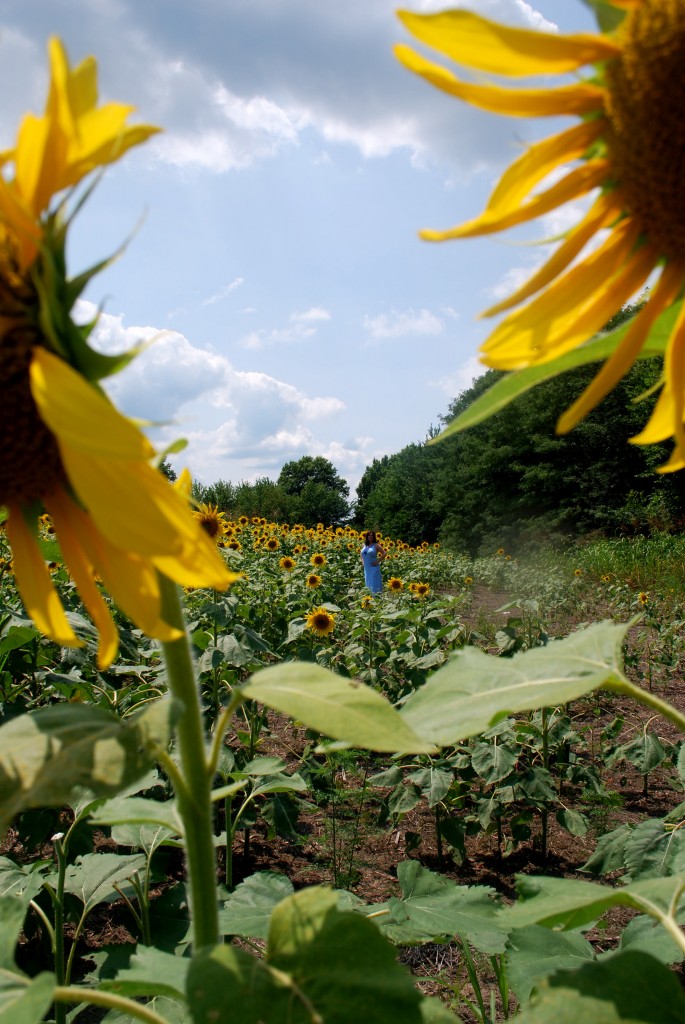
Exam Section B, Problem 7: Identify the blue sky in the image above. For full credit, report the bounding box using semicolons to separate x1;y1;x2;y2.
2;0;598;492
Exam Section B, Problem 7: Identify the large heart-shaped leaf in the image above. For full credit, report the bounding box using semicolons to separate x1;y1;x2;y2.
400;621;627;746
241;663;434;753
0;699;177;832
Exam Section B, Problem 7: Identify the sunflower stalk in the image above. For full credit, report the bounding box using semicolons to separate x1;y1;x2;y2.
158;572;219;949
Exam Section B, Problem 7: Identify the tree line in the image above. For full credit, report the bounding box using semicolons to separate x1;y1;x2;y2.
179;306;685;553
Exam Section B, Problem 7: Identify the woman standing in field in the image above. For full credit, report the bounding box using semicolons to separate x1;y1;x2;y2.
360;530;386;594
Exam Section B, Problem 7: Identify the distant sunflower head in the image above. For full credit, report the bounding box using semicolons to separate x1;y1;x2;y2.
414;582;430;599
361;595;373;609
306;606;336;637
193;503;228;542
464;576;474;585
279;556;296;572
574;568;584;578
387;577;403;592
311;552;327;567
638;591;649;605
239;515;249;526
265;537;280;552
306;573;322;589
396;1;685;470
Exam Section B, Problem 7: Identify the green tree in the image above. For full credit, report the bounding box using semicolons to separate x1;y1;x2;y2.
360;443;442;545
277;456;350;526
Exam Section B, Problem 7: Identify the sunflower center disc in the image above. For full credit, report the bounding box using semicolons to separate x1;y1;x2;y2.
0;326;65;506
605;0;685;262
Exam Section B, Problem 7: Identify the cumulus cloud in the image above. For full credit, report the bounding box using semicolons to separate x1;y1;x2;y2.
0;0;565;178
75;300;358;483
363;307;444;340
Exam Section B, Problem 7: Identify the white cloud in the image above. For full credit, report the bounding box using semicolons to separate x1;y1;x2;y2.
239;307;331;349
363;308;444;340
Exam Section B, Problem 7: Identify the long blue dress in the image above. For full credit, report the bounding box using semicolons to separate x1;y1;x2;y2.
361;544;383;593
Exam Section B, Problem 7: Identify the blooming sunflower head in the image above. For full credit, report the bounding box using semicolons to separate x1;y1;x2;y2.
0;41;237;671
574;568;584;578
464;576;474;586
414;582;430;599
310;552;327;567
306;606;336;637
397;2;685;470
361;595;373;609
638;591;649;605
279;556;296;572
387;577;404;592
265;537;280;552
306;573;322;589
193;503;228;543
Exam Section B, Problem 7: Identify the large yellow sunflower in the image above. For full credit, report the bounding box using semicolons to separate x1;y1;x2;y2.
193;503;229;543
0;39;238;669
396;1;685;470
306;606;336;637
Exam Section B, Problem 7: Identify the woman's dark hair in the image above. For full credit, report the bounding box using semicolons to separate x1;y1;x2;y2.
364;531;377;545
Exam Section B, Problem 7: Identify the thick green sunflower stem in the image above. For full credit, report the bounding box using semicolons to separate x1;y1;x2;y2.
159;573;219;949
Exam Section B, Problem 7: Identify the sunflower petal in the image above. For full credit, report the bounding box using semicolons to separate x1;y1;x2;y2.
5;505;82;649
396;10;620;76
52;490;183;642
634;302;685;450
481;219;645;366
557;261;685;433
60;447;234;589
30;347;154;460
424;160;609;243
486;120;604;216
394;45;605;117
482;191;623;317
46;490;119;669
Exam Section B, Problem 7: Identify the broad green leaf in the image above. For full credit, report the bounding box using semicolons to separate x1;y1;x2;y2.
555;808;588;838
0;699;177;832
622;818;685;881
110;823;180;852
499;873;685;933
515;950;685;1023
438;300;678;438
97;995;188;1024
90;797;182;835
604;914;684;966
406;767;453;807
383;861;506;954
63;852;146;913
0;626;40;660
400;622;627;746
581;824;632;875
0;971;55;1024
100;946;187;1000
241;662;434;753
0;896;55;1024
220;872;295;938
0;858;49;903
471;743;517;784
149;883;191;953
187;886;424;1024
506;925;595;1003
